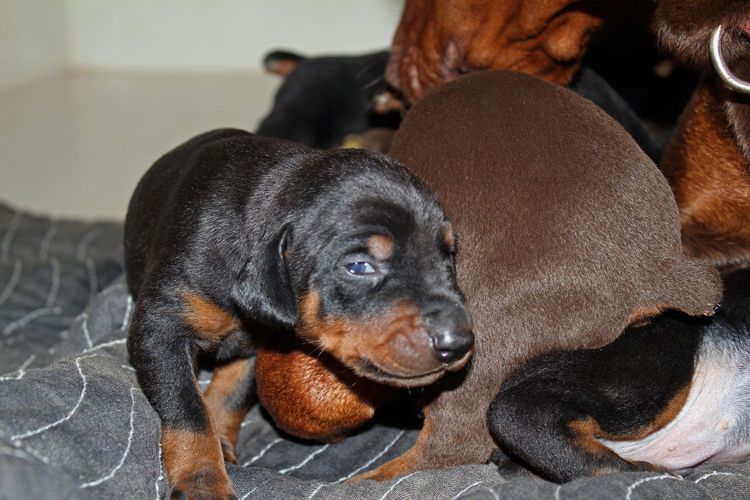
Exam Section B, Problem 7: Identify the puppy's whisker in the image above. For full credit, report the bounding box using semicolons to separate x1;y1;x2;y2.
310;345;326;359
362;75;384;90
354;58;383;80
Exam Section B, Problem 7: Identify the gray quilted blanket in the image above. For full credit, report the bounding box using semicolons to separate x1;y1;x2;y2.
2;202;750;499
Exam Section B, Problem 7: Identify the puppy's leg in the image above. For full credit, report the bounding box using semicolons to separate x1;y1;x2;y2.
487;321;698;483
204;357;255;464
353;374;498;481
487;388;669;483
352;407;491;481
353;438;428;481
128;291;240;499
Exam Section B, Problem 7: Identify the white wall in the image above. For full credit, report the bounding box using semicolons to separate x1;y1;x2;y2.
68;0;403;71
0;1;402;88
0;0;69;90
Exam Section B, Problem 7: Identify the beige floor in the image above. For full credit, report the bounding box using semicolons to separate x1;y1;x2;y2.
0;70;279;221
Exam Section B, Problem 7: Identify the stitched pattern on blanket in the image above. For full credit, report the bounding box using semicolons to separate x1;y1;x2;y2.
2;203;750;499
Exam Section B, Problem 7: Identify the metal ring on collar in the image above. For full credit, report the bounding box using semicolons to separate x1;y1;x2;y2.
710;24;750;94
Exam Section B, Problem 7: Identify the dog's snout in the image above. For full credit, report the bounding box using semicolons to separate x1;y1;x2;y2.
426;306;473;364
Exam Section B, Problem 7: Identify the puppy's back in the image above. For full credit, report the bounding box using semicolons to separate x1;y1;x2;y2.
390;70;720;359
124;129;303;296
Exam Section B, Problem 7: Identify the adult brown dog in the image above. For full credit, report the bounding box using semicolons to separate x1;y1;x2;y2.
656;1;750;269
255;70;722;479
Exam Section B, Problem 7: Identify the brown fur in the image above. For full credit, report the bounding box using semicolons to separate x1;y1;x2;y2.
655;2;750;269
654;0;749;68
357;70;720;479
161;427;234;498
182;292;240;344
386;0;608;104
355;409;435;481
359;128;396;154
255;343;378;442
569;418;614;456
626;304;668;326
368;234;395;261
569;385;690;448
253;288;471;442
443;225;456;250
203;358;253;464
615;386;690;441
297;290;469;384
265;58;299;78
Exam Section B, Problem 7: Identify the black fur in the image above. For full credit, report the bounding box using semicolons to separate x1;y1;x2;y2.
570;66;663;162
124;128;470;441
256;49;662;161
256;50;399;148
488;269;750;483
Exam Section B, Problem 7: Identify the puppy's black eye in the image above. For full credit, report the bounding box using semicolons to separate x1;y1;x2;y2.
345;261;377;275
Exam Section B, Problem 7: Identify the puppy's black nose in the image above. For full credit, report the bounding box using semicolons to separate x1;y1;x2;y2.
427;306;473;364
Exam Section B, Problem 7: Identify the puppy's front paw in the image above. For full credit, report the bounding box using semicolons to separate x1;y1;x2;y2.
487;448;510;465
170;467;236;500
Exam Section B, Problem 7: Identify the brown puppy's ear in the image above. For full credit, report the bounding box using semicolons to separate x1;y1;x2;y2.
262;50;305;77
231;225;298;329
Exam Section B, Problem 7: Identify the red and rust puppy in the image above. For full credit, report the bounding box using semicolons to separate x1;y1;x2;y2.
385;0;609;105
656;1;750;269
350;70;722;480
489;267;750;482
123;129;472;498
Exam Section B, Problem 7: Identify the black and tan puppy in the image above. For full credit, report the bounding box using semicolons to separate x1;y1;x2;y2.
123;129;472;498
489;267;750;482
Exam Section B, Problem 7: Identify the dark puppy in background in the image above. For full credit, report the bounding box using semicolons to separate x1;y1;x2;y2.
256;50;399;150
124;129;472;497
255;48;661;158
569;66;662;161
489;268;750;482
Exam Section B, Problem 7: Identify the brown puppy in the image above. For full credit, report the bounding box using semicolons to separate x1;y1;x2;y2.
352;70;722;479
656;1;750;269
385;0;607;105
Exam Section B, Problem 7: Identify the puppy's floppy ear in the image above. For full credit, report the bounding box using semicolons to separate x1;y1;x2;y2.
232;224;299;329
263;50;305;77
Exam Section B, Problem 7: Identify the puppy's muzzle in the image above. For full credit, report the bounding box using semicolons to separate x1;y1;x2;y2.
424;304;474;365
